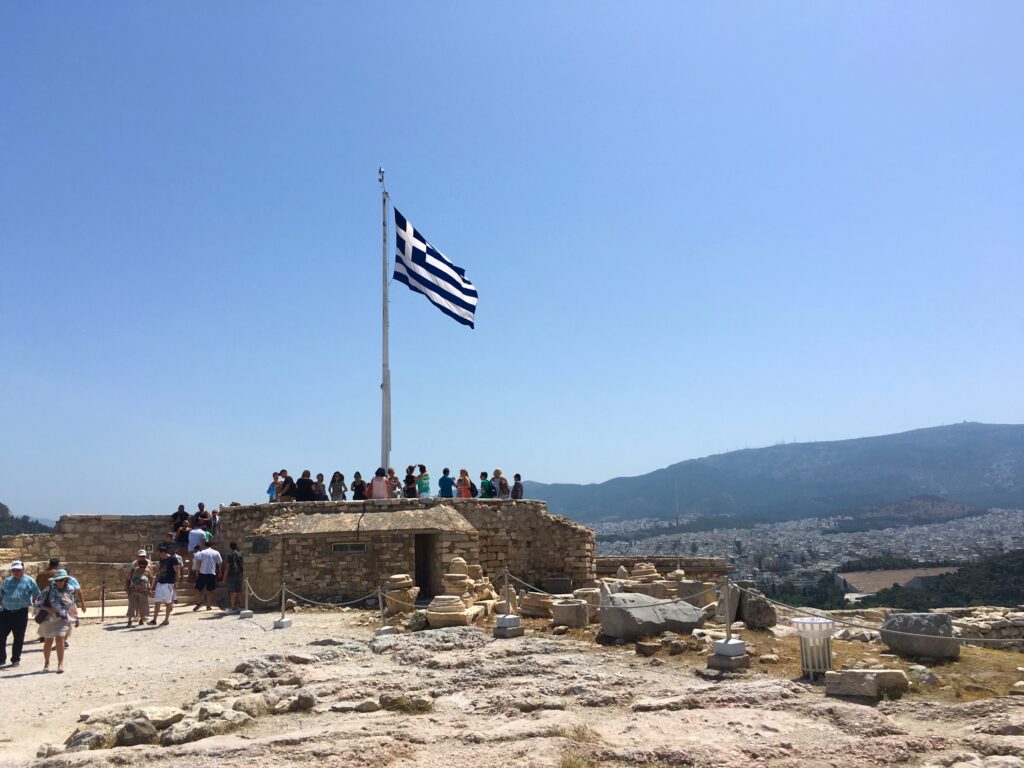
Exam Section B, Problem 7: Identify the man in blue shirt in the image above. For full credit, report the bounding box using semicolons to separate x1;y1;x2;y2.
0;560;42;667
437;468;456;498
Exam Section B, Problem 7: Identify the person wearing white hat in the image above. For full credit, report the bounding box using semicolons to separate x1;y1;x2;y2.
124;550;152;628
1;561;42;668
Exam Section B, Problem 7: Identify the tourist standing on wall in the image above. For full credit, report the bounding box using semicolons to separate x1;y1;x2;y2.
278;470;296;502
295;470;315;502
314;473;330;501
350;472;367;500
149;547;179;626
226;542;243;612
386;467;401;498
125;550;151;628
267;471;280;502
511;473;524;500
402;466;417;498
329;472;347;501
170;505;189;531
479;471;494;498
0;561;41;668
493;469;511;499
416;465;431;498
456;469;473;498
36;569;75;673
438;468;456;498
369;467;391;499
192;540;222;612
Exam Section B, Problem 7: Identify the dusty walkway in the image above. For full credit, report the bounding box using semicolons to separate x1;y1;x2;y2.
0;609;371;766
4;609;1024;768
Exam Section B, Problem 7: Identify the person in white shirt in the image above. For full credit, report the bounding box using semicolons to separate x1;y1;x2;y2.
191;541;223;611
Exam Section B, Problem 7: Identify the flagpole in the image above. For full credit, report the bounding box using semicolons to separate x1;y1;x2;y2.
379;167;391;471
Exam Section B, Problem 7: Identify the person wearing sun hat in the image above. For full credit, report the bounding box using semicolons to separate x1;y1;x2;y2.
36;569;76;673
124;550;152;628
1;560;42;668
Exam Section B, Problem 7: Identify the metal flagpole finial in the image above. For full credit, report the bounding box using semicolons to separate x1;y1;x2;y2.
378;167;385;185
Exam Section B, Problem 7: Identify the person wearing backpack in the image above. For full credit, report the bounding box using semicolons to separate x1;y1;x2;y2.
492;469;511;499
226;542;244;612
456;469;473;498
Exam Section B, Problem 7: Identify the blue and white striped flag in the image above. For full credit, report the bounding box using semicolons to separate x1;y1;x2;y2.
393;208;478;328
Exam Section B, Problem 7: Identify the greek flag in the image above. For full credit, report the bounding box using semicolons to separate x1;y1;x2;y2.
393;208;478;328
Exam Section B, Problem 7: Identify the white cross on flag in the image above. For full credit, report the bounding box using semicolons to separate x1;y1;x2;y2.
393;209;478;328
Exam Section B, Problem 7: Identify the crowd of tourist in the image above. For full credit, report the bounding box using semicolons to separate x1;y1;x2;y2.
265;466;524;502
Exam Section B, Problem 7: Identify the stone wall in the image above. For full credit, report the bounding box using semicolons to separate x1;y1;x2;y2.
0;499;597;607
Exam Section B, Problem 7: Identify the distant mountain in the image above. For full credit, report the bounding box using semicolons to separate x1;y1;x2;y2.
0;502;54;535
525;423;1024;524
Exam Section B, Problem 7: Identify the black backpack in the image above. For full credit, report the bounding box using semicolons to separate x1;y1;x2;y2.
470;482;478;498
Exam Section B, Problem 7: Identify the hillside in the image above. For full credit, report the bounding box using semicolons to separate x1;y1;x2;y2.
0;501;54;535
525;422;1024;523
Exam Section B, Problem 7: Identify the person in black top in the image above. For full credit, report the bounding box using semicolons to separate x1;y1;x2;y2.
149;547;180;627
170;505;189;531
226;542;244;612
350;472;367;501
403;466;417;498
278;469;297;502
295;470;315;501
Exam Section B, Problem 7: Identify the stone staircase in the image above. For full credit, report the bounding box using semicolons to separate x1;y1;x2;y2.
93;563;230;620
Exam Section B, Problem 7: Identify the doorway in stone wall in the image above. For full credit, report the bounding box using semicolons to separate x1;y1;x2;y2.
414;534;437;601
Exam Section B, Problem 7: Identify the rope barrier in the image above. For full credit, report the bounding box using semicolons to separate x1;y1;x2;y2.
244;583;283;604
731;582;1019;646
282;587;380;609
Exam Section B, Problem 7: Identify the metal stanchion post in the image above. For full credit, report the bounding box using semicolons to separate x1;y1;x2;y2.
274;581;291;629
723;577;731;642
239;578;253;618
503;568;511;614
101;581;106;623
378;588;385;624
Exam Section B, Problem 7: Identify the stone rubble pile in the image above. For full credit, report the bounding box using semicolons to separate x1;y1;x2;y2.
937;606;1024;650
424;557;498;628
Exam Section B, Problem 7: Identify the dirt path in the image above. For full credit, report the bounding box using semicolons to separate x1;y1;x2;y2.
0;609;370;766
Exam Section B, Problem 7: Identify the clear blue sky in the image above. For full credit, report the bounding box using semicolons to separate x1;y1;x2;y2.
3;3;1022;520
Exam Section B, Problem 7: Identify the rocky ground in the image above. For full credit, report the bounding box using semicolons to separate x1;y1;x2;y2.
3;608;1024;768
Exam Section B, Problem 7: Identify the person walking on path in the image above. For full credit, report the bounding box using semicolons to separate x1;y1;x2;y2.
0;561;41;668
511;473;524;500
35;557;60;591
226;542;243;612
192;540;223;611
149;547;180;626
278;469;296;502
124;550;152;628
456;469;473;498
438;468;456;498
36;569;75;673
62;569;86;647
416;465;431;499
368;467;391;499
328;471;347;501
